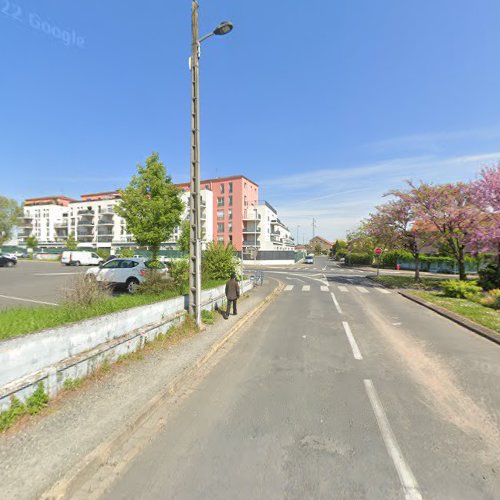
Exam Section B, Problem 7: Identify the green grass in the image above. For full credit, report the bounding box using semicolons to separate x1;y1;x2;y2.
409;291;500;333
0;279;227;341
371;275;452;290
201;309;216;325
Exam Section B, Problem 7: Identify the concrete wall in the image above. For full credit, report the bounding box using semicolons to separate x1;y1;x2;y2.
0;280;252;411
242;259;295;266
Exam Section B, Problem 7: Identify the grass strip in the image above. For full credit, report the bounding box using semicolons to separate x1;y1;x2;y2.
408;291;500;334
372;275;453;290
0;279;226;341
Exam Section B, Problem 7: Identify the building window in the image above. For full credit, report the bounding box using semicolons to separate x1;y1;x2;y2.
220;184;225;194
228;182;233;193
228;209;232;220
229;235;233;243
205;184;210;190
217;222;224;233
217;197;224;207
217;235;224;242
217;210;224;220
244;196;247;206
228;222;233;234
228;196;233;206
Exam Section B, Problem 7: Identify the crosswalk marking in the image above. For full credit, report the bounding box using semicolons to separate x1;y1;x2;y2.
302;285;310;291
320;286;329;292
356;286;369;293
284;285;294;291
376;288;390;294
338;286;349;292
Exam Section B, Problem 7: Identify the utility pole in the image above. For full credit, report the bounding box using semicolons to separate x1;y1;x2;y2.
296;224;300;247
188;4;233;327
312;218;317;239
189;0;202;327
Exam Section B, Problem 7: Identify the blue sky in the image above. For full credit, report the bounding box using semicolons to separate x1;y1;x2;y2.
2;0;500;241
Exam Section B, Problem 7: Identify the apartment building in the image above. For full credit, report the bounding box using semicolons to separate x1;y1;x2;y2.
17;175;293;253
19;196;75;246
177;175;259;251
243;201;294;253
18;189;214;251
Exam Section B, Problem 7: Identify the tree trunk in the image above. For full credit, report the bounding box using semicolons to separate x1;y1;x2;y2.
151;245;160;263
457;245;466;281
414;253;420;282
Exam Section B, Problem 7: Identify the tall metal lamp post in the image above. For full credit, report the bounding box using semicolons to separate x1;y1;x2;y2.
189;1;233;326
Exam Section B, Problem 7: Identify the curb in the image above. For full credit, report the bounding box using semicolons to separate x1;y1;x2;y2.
398;291;500;346
41;280;285;500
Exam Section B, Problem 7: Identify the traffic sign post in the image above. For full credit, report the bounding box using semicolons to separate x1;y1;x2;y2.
374;248;383;276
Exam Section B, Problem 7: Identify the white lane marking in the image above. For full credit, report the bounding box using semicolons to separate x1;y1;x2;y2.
0;294;58;306
376;288;390;294
322;265;327;270
34;272;81;276
338;286;349;292
342;321;362;360
330;292;343;314
364;380;422;500
302;285;310;291
284;285;294;291
320;286;329;292
356;286;369;294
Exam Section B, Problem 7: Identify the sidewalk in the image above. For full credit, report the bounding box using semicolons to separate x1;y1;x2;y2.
0;278;279;500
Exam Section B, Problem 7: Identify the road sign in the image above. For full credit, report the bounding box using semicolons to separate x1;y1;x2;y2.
374;247;383;255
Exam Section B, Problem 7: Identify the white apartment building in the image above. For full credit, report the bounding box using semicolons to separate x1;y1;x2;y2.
242;201;294;254
18;196;74;246
18;190;214;251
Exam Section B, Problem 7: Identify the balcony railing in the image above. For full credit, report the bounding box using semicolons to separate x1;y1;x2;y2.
97;219;114;225
78;209;95;216
78;219;94;226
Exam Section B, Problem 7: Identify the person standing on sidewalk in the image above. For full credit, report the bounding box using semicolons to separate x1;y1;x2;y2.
224;273;240;319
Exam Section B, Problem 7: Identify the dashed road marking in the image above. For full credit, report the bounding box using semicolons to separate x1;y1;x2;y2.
330;292;343;314
320;286;329;292
338;286;349;292
284;285;294;291
302;285;310;292
364;379;422;500
356;286;369;293
376;288;390;294
342;321;362;360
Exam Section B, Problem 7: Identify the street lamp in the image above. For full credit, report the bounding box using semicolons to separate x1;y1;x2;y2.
189;1;233;327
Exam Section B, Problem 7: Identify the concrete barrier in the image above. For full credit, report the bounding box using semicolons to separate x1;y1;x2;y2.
0;280;252;411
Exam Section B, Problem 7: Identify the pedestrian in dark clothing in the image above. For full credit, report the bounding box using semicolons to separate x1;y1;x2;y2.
224;273;240;319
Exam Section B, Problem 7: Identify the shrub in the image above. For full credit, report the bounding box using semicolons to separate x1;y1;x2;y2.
379;250;413;268
137;270;176;295
201;309;215;325
440;280;482;299
63;274;112;307
480;289;500;310
202;242;237;280
169;258;189;293
26;382;49;415
345;253;372;266
478;264;500;291
96;249;110;260
119;248;135;258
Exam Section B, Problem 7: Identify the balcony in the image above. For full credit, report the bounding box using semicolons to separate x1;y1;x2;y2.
97;218;114;225
97;235;113;242
54;221;68;228
99;208;115;214
78;219;95;226
77;235;94;242
78;209;95;216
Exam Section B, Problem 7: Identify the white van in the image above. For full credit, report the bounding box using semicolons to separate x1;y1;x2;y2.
304;254;314;264
61;251;103;266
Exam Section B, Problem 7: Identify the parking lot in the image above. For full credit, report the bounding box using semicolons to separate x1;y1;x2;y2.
0;260;87;310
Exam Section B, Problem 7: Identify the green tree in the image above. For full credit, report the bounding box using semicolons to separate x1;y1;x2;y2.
314;243;322;255
202;241;237;280
178;220;190;254
26;236;38;252
115;152;184;261
0;196;22;245
66;232;78;250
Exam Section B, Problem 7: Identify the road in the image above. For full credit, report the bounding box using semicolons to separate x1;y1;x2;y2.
102;256;500;499
0;260;86;309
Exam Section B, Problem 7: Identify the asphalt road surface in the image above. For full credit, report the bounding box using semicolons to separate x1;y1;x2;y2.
0;260;86;309
103;256;500;499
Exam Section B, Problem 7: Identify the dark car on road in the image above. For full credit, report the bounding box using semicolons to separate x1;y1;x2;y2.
0;255;17;267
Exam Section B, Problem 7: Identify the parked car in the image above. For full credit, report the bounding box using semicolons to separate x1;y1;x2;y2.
86;258;168;293
14;251;29;258
0;255;17;267
304;254;314;264
1;252;18;261
61;251;103;266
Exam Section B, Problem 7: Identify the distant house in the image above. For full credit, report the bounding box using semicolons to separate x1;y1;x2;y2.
309;236;333;253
